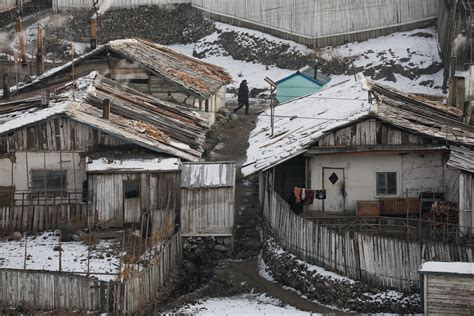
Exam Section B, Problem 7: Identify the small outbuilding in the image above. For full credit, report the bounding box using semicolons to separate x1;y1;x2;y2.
276;65;330;104
419;261;474;315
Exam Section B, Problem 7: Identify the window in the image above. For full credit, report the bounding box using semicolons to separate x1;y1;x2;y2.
124;180;140;199
31;170;67;193
376;172;397;195
0;186;14;207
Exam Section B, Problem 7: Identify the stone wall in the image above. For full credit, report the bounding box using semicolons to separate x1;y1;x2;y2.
261;233;422;314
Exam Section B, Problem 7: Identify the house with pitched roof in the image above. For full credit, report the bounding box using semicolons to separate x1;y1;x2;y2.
243;78;474;234
7;38;233;126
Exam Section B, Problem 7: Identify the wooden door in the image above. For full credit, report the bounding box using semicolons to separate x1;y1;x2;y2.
323;168;345;212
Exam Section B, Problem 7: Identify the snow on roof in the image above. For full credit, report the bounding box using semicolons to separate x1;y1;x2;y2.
419;261;474;276
242;79;371;176
0;101;72;135
181;162;235;188
86;157;181;173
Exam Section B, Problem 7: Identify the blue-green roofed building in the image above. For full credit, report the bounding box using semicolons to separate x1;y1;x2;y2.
276;65;331;104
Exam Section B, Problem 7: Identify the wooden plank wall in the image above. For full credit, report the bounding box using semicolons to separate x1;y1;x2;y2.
180;187;234;236
114;232;182;314
425;274;474;315
0;269;109;312
264;188;474;291
0;203;87;233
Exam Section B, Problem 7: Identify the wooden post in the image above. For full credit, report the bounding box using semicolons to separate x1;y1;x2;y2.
36;24;43;76
59;238;62;272
102;99;111;119
71;44;75;99
3;73;10;99
90;18;97;49
23;232;27;269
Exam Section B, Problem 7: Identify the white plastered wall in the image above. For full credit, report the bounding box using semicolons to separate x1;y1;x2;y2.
308;151;445;212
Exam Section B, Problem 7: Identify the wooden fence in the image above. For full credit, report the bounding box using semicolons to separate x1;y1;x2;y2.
264;189;474;292
114;232;182;314
0;269;110;312
0;232;182;313
52;0;438;47
0;203;87;233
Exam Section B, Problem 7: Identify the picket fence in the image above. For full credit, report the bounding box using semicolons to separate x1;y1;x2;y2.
264;189;474;292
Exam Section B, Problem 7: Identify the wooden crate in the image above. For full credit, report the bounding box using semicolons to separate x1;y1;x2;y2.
356;200;380;217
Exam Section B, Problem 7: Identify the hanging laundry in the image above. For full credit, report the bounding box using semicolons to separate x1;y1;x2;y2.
304;189;315;205
293;187;303;204
301;188;305;201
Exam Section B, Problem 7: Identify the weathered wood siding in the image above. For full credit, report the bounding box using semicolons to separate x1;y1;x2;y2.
0;269;109;312
89;171;180;229
424;274;474;315
180;187;234;236
316;118;438;147
114;232;182;314
0;117;127;152
264;188;474;291
180;162;235;237
0;203;87;233
53;0;438;47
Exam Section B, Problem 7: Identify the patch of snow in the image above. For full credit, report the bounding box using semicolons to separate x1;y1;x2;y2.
257;255;275;282
86;157;181;172
168;43;293;90
419;261;474;275
319;27;443;95
0;101;72;135
0;232;121;281
242;78;370;176
174;294;317;316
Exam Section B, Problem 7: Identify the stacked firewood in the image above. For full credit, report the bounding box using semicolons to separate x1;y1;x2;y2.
429;201;459;224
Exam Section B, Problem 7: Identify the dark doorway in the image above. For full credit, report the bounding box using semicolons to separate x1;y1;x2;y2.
274;155;306;214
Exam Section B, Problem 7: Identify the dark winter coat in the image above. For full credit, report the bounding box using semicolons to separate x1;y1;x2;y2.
238;82;249;104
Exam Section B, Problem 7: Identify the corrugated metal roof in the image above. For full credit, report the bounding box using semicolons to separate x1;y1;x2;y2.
181;162;235;188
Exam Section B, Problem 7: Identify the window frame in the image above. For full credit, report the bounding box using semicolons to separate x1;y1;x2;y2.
376;171;398;196
123;180;140;199
31;169;67;195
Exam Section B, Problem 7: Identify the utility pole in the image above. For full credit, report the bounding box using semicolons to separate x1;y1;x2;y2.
265;77;277;136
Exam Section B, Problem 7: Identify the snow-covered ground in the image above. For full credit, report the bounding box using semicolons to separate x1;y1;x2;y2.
0;231;121;281
171;23;443;95
175;294;316;316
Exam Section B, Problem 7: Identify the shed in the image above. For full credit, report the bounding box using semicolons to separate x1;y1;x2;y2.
86;157;181;234
180;162;235;239
419;261;474;315
276;65;331;104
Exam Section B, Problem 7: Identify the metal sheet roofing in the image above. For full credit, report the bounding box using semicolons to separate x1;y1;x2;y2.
419;261;474;276
181;162;235;188
86;157;181;173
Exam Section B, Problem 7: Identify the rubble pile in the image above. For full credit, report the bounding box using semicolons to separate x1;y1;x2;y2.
52;4;215;46
261;235;422;314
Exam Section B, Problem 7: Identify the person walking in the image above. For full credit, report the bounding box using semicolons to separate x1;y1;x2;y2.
234;80;249;114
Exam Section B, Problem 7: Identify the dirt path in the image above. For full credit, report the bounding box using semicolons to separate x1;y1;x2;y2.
200;100;345;314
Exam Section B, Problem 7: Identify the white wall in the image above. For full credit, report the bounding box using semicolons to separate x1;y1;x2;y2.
309;151;445;212
0;151;85;194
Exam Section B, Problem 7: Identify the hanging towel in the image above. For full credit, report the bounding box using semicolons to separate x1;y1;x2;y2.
293;187;303;204
304;190;315;205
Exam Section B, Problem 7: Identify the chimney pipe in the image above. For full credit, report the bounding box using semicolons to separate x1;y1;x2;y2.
36;25;44;76
314;65;318;80
90;18;97;50
15;17;27;65
3;73;10;99
41;89;50;108
102;99;110;119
